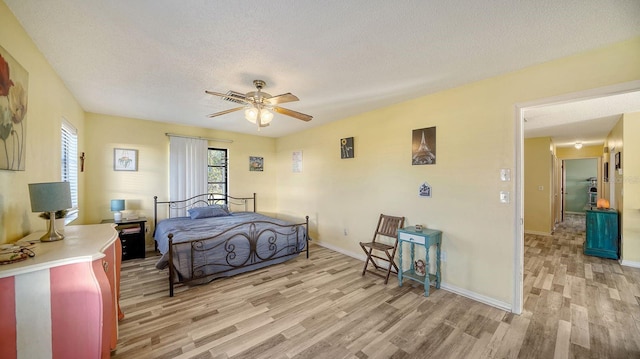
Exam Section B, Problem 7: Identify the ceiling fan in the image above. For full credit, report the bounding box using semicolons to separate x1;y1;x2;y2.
205;80;313;130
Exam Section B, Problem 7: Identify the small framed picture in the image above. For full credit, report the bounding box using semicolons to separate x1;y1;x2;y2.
340;137;354;159
114;148;138;171
249;156;264;171
412;127;436;165
615;152;621;169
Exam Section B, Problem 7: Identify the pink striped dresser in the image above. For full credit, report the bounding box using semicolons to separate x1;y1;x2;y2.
0;224;122;359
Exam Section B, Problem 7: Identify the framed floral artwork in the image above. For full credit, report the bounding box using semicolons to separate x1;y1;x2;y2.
0;45;28;171
114;148;138;171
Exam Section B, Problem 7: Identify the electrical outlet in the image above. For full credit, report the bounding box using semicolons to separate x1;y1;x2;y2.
500;191;510;203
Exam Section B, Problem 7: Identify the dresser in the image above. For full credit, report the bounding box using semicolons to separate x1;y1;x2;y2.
0;224;123;359
585;208;619;259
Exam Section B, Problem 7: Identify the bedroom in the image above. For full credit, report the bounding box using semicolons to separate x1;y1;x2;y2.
1;1;640;358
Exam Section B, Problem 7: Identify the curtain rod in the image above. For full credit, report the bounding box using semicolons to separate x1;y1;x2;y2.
165;133;233;143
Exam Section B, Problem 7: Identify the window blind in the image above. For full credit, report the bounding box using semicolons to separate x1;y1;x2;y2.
61;120;78;214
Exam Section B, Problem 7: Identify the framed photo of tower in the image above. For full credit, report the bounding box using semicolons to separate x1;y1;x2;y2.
412;127;436;165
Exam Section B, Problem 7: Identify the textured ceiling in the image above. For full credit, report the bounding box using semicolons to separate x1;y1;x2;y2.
524;91;640;147
5;0;640;138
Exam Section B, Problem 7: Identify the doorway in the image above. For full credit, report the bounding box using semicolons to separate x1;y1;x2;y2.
563;158;598;215
514;80;640;315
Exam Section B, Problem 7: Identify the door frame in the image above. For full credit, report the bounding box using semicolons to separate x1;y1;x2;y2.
513;80;640;314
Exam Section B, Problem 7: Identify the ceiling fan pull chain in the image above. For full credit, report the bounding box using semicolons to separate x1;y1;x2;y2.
256;103;262;130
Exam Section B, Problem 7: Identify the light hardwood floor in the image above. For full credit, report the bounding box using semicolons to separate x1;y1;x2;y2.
112;215;640;358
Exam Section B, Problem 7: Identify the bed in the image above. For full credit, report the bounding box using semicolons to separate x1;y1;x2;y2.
153;193;309;296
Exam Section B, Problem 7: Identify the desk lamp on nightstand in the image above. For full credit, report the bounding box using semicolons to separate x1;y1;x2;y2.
28;182;72;242
111;199;125;222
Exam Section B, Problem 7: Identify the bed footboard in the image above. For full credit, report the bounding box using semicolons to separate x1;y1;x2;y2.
167;216;309;297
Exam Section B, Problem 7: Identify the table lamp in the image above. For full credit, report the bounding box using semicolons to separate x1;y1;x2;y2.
28;182;72;242
111;199;125;221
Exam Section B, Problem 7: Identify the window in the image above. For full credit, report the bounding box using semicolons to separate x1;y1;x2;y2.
207;148;228;198
61;119;78;220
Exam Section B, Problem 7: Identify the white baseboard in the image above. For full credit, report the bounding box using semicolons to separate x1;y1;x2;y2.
440;282;512;312
315;240;512;312
315;240;366;261
620;259;640;268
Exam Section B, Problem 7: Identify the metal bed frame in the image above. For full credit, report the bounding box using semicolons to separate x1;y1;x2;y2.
153;193;309;296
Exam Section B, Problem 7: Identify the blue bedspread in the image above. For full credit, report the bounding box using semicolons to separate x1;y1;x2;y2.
153;212;307;283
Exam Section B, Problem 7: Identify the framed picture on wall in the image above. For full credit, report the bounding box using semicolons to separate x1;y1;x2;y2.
114;148;138;171
411;127;436;165
0;45;29;171
603;162;609;183
615;152;621;169
340;137;354;159
249;156;263;171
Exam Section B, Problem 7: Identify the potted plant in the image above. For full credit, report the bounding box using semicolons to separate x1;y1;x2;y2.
39;209;69;220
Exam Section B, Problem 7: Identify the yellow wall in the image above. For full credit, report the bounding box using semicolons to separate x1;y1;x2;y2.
524;137;553;234
0;2;85;243
275;38;640;306
619;112;640;262
606;118;624;213
84;113;278;246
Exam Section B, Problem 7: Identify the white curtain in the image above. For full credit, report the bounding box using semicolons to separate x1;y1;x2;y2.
169;136;208;217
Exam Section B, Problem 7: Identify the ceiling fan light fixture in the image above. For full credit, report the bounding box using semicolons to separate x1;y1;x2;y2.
244;106;273;125
207;79;312;130
261;109;274;124
244;107;259;122
574;141;583;149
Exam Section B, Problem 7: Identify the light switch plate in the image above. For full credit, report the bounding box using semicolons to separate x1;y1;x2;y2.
500;169;511;181
500;191;510;203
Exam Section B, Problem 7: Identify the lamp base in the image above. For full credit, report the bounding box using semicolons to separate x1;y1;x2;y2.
114;212;122;222
40;217;65;242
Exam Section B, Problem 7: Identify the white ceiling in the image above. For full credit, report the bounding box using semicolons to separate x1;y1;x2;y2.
5;0;640;138
523;90;640;147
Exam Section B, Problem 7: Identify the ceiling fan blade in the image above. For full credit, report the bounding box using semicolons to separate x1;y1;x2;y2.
207;107;244;118
205;90;248;104
265;93;299;105
272;106;313;122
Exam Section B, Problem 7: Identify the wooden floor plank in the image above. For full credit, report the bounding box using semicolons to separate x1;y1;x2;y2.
112;214;640;358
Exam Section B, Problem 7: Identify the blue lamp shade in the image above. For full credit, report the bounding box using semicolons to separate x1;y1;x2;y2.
111;199;125;221
110;199;125;212
28;182;72;213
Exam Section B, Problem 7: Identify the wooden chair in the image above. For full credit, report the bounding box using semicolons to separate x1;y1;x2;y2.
359;214;405;284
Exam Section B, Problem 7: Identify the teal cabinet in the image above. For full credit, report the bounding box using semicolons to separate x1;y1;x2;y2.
585;209;619;259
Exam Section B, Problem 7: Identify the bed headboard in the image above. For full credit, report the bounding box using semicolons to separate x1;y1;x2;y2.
153;193;256;234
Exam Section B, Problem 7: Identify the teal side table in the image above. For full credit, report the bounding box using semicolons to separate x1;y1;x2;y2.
397;226;442;296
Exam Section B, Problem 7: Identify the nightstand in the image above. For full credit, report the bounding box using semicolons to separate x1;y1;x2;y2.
397;226;442;297
101;217;147;260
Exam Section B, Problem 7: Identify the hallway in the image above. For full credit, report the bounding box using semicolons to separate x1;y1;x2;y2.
522;214;640;358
